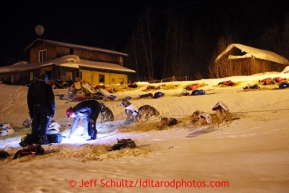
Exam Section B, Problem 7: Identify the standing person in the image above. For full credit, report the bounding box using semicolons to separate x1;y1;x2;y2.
66;100;101;141
27;73;55;144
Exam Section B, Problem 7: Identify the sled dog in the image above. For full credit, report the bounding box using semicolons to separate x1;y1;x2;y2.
161;117;177;126
137;105;160;122
212;101;231;127
191;110;212;126
214;106;231;127
120;99;138;124
157;117;177;130
100;103;114;123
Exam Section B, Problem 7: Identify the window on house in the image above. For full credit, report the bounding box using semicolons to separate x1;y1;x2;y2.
39;49;47;62
99;74;105;83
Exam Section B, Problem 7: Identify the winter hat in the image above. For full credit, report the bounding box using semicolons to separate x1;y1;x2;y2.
38;73;48;82
66;107;74;118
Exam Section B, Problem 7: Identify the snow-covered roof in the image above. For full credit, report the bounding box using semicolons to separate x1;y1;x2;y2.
42;55;136;73
215;43;289;65
0;61;43;73
24;39;128;57
0;55;135;73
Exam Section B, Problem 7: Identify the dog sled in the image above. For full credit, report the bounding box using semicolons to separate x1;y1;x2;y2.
61;81;116;101
77;81;115;100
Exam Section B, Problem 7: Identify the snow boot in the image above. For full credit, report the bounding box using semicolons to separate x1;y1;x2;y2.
39;135;50;145
86;138;96;141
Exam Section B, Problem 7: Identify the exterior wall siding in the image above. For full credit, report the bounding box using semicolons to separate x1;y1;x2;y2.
30;42;122;65
55;46;70;58
81;69;127;86
73;49;120;64
30;42;57;62
230;59;285;75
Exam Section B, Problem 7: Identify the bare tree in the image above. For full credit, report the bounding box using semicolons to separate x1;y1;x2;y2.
134;6;157;80
163;12;192;79
260;13;289;61
281;14;289;60
123;6;158;81
208;36;233;78
162;13;171;79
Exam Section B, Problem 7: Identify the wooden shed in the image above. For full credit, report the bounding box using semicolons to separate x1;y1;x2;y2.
215;43;289;76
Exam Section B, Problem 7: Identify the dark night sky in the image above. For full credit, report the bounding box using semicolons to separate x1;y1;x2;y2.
0;0;288;67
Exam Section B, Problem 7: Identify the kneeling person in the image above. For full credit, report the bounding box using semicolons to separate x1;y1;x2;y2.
66;100;101;141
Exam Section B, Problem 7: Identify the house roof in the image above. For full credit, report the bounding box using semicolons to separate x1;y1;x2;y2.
215;43;289;65
41;55;136;73
0;61;41;73
0;55;135;74
23;38;128;57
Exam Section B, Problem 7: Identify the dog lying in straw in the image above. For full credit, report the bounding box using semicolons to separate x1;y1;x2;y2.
212;101;231;127
191;110;212;126
120;99;138;124
100;103;114;123
158;117;177;130
137;105;160;122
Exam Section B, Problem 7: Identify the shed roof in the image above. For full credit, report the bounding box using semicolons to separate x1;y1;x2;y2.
24;39;128;57
215;43;289;65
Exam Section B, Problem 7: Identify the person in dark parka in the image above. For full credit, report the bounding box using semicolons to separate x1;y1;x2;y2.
27;73;55;144
66;100;101;141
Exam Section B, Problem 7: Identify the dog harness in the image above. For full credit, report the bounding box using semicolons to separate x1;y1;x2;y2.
125;105;138;116
198;113;212;124
212;101;229;111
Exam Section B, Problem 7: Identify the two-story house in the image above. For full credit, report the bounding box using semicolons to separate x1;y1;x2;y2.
0;39;135;86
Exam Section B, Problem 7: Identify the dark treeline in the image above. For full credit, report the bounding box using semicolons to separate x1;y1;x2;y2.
123;0;289;82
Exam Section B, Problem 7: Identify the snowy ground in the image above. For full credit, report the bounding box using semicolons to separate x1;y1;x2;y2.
1;73;289;193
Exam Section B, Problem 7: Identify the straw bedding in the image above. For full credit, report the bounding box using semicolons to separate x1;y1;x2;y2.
6;142;153;164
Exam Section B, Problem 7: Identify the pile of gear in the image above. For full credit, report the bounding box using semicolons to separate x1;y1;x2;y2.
61;81;116;101
218;80;236;86
12;122;63;160
51;79;74;89
20;122;63;147
14;141;45;160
